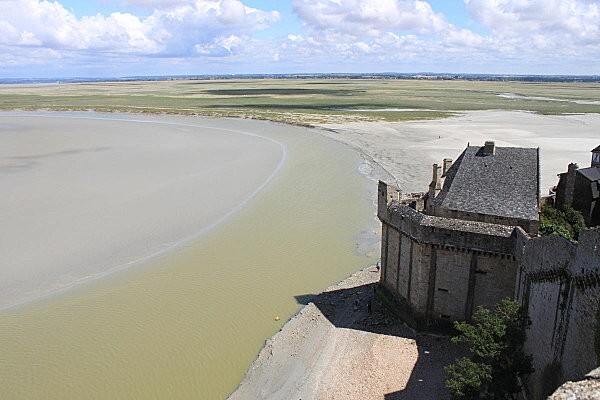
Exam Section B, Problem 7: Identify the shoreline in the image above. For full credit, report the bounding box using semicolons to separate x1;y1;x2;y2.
228;265;458;400
226;109;600;399
1;111;380;399
4;107;600;191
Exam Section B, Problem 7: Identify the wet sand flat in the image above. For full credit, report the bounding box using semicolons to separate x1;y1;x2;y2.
0;113;284;309
0;113;377;400
318;111;600;192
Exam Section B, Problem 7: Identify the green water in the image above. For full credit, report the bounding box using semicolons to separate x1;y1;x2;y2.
0;115;378;399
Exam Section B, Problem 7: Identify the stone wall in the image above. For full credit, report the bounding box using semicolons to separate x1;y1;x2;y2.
378;181;520;327
378;181;600;398
515;229;600;399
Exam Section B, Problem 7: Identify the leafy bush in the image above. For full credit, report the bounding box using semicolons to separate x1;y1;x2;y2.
540;205;585;242
445;299;533;400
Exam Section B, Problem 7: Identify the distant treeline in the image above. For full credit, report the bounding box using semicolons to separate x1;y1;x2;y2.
2;73;599;84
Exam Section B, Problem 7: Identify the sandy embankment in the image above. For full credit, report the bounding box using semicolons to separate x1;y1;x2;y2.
0;113;284;309
229;266;457;400
230;110;600;400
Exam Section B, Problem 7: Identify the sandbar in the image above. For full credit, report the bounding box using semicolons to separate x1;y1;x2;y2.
0;112;284;309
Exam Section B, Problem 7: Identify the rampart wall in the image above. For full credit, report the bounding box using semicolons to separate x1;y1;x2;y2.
515;229;600;399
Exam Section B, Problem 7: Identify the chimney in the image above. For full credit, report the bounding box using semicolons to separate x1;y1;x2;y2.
442;158;453;176
483;141;495;156
431;163;442;190
426;163;442;213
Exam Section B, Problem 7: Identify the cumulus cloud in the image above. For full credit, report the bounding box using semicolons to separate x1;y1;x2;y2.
118;0;190;6
280;0;598;74
292;0;448;37
285;0;491;69
1;0;599;76
465;0;600;44
0;0;279;57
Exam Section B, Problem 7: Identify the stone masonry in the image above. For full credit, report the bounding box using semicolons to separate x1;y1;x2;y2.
515;229;600;399
378;180;522;327
377;142;539;327
378;142;599;399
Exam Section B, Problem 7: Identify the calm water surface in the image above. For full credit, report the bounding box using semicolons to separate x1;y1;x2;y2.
0;115;378;399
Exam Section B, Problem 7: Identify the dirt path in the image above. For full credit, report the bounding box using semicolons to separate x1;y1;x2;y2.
228;265;458;400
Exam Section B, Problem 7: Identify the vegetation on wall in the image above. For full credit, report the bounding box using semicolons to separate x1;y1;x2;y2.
444;299;533;400
540;205;586;242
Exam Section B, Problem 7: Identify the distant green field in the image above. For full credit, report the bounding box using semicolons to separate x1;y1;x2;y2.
1;79;598;124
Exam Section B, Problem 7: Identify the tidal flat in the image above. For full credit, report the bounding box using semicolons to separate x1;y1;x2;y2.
1;79;599;125
0;113;379;399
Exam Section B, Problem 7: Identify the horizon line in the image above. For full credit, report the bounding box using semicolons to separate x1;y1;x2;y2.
2;72;600;84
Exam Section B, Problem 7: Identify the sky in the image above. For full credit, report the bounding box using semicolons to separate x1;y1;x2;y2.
0;0;599;78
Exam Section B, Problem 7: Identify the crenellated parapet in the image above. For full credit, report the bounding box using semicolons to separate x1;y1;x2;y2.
385;202;517;256
379;180;519;255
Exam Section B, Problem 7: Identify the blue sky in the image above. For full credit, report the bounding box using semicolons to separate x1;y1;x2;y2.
0;0;598;78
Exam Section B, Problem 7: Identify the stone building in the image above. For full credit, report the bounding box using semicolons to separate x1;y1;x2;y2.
378;141;540;327
378;141;600;398
555;146;600;226
427;141;540;235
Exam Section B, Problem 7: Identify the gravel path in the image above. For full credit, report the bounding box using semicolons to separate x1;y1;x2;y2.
228;265;458;400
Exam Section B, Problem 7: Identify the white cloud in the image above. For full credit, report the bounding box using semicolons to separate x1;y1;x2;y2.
442;28;485;47
282;0;599;74
0;0;279;57
195;34;244;55
292;0;448;37
0;0;599;76
119;0;189;6
465;0;600;44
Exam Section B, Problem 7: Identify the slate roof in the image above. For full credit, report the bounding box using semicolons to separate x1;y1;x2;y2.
592;145;600;152
578;166;600;182
432;145;539;221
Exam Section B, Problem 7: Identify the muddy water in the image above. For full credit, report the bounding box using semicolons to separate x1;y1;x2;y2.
0;114;378;399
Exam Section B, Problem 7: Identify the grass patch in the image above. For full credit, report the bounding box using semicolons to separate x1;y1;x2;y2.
0;79;598;125
202;88;364;96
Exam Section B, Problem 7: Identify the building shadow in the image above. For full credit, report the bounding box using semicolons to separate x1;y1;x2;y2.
383;335;455;400
294;271;459;399
294;293;316;306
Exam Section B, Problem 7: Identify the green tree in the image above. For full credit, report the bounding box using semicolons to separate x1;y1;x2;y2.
444;299;533;400
540;204;585;242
